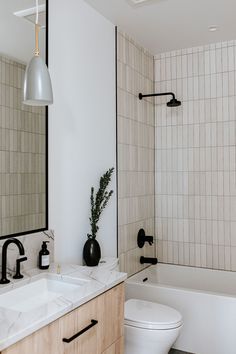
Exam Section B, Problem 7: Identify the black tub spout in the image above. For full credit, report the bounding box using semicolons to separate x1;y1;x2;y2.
140;256;158;265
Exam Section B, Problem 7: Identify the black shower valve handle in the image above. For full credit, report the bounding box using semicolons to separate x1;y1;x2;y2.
137;229;154;248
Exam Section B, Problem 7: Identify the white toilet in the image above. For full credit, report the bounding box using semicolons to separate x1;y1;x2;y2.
124;299;183;354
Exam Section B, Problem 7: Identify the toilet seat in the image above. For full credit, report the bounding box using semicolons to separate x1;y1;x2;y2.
125;299;183;330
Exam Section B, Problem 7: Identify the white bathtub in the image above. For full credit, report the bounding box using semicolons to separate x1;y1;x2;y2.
125;263;236;354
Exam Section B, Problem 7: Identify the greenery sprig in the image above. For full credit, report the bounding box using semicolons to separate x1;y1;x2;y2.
88;168;114;239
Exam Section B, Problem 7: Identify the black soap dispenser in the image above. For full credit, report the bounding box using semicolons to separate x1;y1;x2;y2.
39;241;50;269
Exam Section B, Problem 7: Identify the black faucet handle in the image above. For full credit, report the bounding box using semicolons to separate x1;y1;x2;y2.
13;256;27;279
17;256;27;263
137;229;154;248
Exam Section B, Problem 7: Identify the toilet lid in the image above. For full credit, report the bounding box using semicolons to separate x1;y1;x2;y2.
125;299;183;330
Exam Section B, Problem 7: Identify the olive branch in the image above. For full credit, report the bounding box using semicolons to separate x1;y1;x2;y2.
88;168;114;239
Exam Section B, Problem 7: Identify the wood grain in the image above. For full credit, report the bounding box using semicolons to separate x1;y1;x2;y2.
101;282;125;352
102;337;124;354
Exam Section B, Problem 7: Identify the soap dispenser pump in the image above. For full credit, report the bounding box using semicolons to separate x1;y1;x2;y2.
39;241;50;269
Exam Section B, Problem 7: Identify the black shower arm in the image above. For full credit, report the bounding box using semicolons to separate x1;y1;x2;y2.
139;92;175;100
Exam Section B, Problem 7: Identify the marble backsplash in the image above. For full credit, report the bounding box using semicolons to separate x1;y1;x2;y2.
0;231;54;277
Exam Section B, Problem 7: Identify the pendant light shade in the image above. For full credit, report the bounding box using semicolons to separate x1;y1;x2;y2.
23;2;53;107
23;55;53;106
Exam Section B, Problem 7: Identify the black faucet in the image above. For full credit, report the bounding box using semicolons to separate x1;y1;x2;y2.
0;238;27;284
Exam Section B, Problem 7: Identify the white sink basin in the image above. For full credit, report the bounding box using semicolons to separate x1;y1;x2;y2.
0;275;87;312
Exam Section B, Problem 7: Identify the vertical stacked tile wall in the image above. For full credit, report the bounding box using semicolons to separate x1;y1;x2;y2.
117;31;155;276
155;40;236;270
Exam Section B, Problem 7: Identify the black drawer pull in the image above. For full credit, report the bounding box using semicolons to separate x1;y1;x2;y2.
62;320;98;343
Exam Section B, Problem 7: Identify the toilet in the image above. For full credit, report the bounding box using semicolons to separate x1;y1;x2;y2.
124;299;183;354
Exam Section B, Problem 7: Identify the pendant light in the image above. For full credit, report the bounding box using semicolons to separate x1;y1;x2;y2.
23;0;53;106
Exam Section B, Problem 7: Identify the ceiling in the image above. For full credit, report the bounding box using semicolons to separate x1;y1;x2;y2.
85;0;236;54
0;0;45;64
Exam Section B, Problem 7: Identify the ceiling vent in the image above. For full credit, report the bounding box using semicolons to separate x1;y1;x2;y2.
127;0;160;6
130;0;150;3
14;5;46;28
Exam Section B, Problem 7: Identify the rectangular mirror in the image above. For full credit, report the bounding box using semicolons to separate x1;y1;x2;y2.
0;0;48;239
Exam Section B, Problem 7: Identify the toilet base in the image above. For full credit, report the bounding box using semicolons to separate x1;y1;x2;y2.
124;324;182;354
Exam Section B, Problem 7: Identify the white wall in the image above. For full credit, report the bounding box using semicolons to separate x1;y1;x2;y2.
49;0;117;264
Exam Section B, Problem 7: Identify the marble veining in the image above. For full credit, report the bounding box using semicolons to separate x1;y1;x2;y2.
169;350;195;354
0;263;126;351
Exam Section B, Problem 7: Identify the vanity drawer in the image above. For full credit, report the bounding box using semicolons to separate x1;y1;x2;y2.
61;294;102;354
61;283;124;353
1;283;124;354
101;282;124;350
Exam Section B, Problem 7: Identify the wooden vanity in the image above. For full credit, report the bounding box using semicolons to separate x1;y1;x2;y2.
1;283;124;354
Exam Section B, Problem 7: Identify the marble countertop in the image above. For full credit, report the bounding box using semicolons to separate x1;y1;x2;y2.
0;263;127;351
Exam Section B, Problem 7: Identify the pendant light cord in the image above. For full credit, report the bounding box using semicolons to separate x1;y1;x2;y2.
35;0;40;56
36;0;39;25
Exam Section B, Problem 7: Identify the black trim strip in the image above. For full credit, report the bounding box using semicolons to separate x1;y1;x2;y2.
45;0;49;231
115;26;118;257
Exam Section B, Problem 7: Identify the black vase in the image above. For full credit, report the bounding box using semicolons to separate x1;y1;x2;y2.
83;238;101;266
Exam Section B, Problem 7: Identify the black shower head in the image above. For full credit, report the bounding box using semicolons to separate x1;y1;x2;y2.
167;98;182;107
139;92;181;108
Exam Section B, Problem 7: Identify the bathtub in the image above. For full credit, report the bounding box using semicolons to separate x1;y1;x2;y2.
125;263;236;354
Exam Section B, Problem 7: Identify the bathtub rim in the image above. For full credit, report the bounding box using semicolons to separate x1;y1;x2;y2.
126;263;236;299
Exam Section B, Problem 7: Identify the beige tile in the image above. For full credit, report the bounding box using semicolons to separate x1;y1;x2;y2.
0;54;46;235
119;37;236;273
